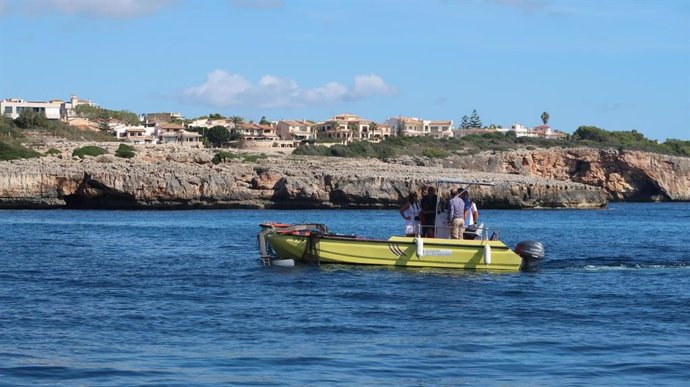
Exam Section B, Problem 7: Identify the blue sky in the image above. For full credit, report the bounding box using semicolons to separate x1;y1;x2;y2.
1;0;688;140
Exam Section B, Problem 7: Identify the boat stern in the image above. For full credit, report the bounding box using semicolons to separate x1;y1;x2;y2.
515;240;545;270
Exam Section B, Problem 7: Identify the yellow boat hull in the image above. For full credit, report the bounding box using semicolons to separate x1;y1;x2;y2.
265;233;524;272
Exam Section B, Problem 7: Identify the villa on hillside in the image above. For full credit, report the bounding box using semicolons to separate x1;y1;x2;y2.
2;94;572;146
383;116;454;138
532;125;568;139
385;117;423;137
454;123;568;139
239;123;279;141
145;112;184;124
61;95;95;120
187;118;231;129
276;120;313;142
314;114;367;142
314;113;393;142
157;122;202;147
426;120;454;139
1;97;64;120
111;123;157;144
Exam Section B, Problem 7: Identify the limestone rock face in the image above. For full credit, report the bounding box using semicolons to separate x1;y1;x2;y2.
434;148;690;201
10;143;689;208
0;144;609;209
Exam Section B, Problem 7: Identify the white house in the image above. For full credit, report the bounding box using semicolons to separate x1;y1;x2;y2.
1;98;62;120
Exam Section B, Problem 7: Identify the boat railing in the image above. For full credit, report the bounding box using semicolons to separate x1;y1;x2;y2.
417;223;499;241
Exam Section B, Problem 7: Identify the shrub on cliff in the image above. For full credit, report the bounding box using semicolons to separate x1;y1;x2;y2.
212;151;240;164
422;147;450;158
330;141;380;158
661;139;690;157
293;145;332;156
72;146;107;159
0;140;41;160
115;144;136;158
14;109;49;129
206;126;230;147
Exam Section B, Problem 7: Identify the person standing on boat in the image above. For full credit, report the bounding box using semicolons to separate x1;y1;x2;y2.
400;191;421;237
420;186;437;238
447;188;466;239
460;190;479;238
460;190;478;226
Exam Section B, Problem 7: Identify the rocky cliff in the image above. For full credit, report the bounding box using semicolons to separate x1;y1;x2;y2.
0;143;608;209
432;148;690;201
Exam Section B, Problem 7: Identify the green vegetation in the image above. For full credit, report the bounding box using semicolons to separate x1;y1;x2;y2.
212;151;266;164
571;126;690;156
206;125;230;147
14;109;49;129
72;145;107;159
0;140;41;161
115;143;136;158
74;105;140;126
46;148;61;156
1;110;114;143
212;151;241;164
459;109;483;129
293;127;690;160
1;116;22;138
422;147;450;158
228;116;244;141
243;153;267;163
541;112;550;125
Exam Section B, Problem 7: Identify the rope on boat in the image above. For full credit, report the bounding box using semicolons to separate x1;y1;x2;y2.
301;231;322;266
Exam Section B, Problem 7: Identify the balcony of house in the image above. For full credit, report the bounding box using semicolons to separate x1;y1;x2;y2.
179;131;203;147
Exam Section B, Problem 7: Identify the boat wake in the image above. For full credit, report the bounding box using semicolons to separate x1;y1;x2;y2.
543;256;690;271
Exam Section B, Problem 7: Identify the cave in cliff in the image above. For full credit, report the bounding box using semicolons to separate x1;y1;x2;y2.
64;175;139;209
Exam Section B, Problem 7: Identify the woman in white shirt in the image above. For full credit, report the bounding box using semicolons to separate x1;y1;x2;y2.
400;191;421;236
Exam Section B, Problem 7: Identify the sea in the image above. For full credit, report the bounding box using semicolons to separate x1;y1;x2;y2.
1;203;689;386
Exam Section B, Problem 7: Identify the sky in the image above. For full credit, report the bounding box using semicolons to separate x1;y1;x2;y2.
0;0;688;141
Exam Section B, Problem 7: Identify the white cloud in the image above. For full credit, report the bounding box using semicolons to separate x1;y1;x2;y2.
351;74;397;98
1;0;175;18
183;70;397;109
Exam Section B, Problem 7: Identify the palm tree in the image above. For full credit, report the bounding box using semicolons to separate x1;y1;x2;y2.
541;112;550;126
347;122;359;142
369;121;378;140
229;115;244;128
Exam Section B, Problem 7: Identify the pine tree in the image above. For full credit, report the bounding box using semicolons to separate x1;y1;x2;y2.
461;115;470;129
541;111;550;125
468;110;482;128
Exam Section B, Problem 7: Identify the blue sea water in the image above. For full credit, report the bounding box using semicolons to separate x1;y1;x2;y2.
1;203;689;386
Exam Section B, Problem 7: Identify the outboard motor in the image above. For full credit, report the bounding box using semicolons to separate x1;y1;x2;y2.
515;240;545;270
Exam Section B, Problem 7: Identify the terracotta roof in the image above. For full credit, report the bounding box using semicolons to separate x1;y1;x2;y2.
281;120;310;126
159;123;184;129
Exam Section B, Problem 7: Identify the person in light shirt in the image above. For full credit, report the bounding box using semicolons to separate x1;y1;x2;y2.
460;190;479;238
400;191;421;236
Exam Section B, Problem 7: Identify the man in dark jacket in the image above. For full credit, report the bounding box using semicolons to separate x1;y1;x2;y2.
420;186;437;237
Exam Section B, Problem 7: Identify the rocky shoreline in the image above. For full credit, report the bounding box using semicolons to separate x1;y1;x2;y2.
0;142;687;210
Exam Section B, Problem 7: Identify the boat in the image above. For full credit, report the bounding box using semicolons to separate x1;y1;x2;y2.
257;179;545;272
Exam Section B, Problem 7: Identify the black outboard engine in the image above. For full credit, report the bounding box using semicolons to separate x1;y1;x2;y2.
515;240;545;270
